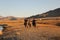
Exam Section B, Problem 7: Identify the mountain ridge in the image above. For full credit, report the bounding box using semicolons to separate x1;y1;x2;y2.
28;8;60;18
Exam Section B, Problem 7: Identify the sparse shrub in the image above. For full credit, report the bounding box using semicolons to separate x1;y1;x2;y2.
49;37;60;40
37;22;48;24
43;22;47;24
9;17;17;20
56;23;60;26
37;22;42;24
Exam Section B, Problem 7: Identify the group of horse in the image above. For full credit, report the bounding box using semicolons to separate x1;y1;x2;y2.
24;18;36;28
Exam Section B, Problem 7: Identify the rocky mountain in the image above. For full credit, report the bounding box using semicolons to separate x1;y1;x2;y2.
28;8;60;18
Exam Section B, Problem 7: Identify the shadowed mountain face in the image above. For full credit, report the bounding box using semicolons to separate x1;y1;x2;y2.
28;8;60;18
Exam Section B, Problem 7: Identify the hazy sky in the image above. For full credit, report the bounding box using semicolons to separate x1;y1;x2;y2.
0;0;60;17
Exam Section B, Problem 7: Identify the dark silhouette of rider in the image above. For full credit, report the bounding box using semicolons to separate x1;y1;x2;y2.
28;19;31;27
24;18;28;28
32;18;36;27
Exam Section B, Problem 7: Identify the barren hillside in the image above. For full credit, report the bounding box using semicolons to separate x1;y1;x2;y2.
28;8;60;18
